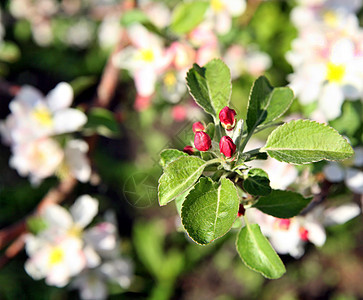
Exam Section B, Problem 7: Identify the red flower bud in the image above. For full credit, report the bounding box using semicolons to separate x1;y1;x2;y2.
183;145;194;155
237;204;245;217
219;106;236;130
194;131;211;151
219;136;236;158
192;121;205;133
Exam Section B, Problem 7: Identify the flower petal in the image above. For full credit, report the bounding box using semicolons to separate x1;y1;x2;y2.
64;140;91;182
46;82;74;112
53;108;87;134
70;195;98;228
324;203;361;226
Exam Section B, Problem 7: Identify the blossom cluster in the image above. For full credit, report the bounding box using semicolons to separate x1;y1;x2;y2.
0;82;90;185
25;195;133;299
112;0;271;110
287;0;363;121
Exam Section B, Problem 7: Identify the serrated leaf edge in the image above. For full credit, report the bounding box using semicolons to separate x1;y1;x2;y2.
158;156;206;206
181;178;239;245
235;224;286;279
261;119;354;165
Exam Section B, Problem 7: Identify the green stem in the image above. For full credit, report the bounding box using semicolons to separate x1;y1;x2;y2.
205;158;221;166
244;148;261;157
240;128;254;153
239;122;283;151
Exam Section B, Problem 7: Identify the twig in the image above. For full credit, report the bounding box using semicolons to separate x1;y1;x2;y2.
0;176;77;250
239;0;262;26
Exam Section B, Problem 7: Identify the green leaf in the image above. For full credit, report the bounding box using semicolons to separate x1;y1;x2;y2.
205;123;215;140
83;107;120;137
243;168;271;196
160;149;188;168
133;221;165;279
120;9;149;27
27;216;47;235
181;178;239;245
232;119;244;150
175;189;191;216
236;223;286;279
186;59;232;120
329;101;362;142
253;189;312;218
0;42;20;62
170;1;209;34
158;156;206;206
246;76;294;134
261;120;354;164
69;76;96;96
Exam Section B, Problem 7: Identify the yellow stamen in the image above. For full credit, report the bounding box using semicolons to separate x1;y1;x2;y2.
32;106;53;127
137;48;155;63
211;0;225;12
48;247;64;266
56;161;71;181
164;72;177;87
323;10;338;27
68;225;82;238
326;63;345;83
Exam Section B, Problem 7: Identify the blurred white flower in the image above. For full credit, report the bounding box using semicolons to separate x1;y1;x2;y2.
0;82;90;184
113;24;170;97
323;146;363;194
1;82;86;145
98;15;124;49
64;19;95;49
25;235;87;287
63;139;91;183
207;0;246;34
25;195;100;287
247;202;361;258
224;45;271;79
9;138;64;185
140;0;171;29
71;213;134;299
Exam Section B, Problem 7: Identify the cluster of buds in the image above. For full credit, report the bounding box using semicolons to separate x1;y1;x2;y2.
184;106;238;158
219;106;237;158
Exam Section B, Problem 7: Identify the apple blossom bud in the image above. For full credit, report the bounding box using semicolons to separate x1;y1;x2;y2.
194;131;211;151
219;106;236;130
192;122;205;133
237;204;245;217
183;145;194;155
219;136;236;158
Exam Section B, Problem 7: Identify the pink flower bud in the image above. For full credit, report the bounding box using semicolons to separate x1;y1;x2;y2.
194;131;211;151
183;145;194;155
192;122;205;133
219;106;236;130
274;219;291;230
219;136;236;158
299;227;309;241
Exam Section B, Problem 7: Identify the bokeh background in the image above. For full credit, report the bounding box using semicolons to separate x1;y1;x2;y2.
0;0;362;299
